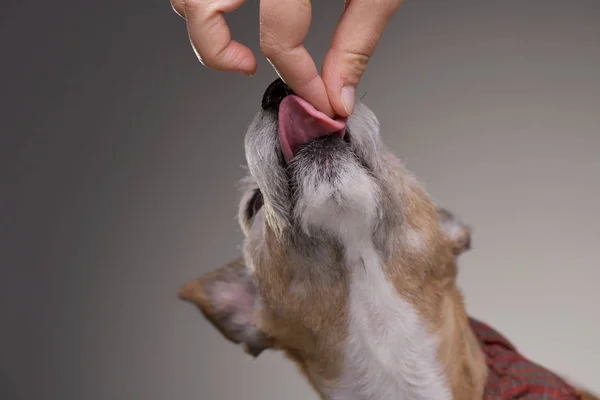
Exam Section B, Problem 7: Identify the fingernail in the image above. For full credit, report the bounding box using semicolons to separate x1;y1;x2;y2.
341;86;355;115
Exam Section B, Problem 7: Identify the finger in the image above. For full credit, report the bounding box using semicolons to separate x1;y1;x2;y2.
260;0;334;117
171;0;185;18
183;0;256;74
322;0;403;116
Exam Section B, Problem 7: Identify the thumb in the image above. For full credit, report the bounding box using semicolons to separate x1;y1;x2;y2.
322;0;403;117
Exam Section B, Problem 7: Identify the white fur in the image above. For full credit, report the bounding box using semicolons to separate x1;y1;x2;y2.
401;226;428;255
296;163;451;400
439;218;464;244
293;162;380;247
330;246;452;400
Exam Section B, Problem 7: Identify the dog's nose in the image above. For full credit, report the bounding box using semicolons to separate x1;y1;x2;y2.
262;78;294;111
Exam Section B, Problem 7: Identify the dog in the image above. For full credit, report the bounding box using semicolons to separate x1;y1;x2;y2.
178;78;598;399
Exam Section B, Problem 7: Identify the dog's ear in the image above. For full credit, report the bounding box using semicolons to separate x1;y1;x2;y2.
178;258;271;357
437;208;472;255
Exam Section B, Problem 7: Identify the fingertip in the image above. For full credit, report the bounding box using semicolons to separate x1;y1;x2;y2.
322;52;351;117
305;85;335;117
328;84;355;117
328;91;351;118
290;84;335;117
214;41;257;75
321;0;403;115
307;88;336;118
267;51;335;117
236;52;257;76
340;86;355;116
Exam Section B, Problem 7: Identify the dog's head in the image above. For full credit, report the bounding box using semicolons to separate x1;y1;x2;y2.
179;78;472;394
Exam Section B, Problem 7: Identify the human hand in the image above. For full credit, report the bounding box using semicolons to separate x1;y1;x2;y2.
170;0;403;118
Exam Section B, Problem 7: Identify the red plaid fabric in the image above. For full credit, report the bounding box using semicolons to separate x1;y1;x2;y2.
470;318;581;399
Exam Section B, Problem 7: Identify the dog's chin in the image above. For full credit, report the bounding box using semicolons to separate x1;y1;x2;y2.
287;134;355;180
288;135;381;244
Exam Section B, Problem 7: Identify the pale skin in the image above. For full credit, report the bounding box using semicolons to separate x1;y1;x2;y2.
170;0;404;118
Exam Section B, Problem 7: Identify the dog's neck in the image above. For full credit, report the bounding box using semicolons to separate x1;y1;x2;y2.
321;242;453;400
178;92;488;400
312;254;486;400
291;171;488;400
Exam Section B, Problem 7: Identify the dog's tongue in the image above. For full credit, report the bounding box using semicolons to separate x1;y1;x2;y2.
278;95;347;163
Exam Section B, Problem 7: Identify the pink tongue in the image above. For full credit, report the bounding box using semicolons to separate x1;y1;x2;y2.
278;95;347;163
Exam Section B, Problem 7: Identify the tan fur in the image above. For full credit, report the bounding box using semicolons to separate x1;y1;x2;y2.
579;391;600;400
249;152;488;397
178;86;596;398
182;155;488;397
375;154;488;399
252;233;351;395
560;376;600;400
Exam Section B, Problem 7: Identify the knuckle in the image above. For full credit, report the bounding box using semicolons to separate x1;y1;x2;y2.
259;36;283;58
373;0;403;14
183;0;221;16
170;0;186;17
199;55;216;68
199;44;231;69
181;0;202;10
192;45;217;68
343;51;370;83
200;50;223;68
260;34;301;61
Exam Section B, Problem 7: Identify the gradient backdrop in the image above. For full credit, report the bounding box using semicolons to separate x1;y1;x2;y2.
2;0;599;399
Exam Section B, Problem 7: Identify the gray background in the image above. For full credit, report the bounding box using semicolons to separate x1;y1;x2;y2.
1;0;599;399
